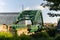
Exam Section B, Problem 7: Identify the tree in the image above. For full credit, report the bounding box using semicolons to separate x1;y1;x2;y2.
42;0;60;11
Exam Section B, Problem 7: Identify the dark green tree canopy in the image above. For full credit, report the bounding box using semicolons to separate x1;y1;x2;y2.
42;0;60;10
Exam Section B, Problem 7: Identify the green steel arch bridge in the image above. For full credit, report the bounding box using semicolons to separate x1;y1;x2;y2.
11;10;44;32
15;10;43;25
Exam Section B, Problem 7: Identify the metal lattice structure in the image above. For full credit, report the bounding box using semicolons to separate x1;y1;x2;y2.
11;10;44;32
14;10;43;26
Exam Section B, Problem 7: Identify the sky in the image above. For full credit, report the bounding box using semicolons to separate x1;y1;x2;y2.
0;0;60;23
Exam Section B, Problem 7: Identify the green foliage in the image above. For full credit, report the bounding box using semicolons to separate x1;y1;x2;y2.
46;28;56;37
19;34;32;40
31;32;54;40
42;0;60;10
0;31;59;40
0;32;13;38
55;34;60;40
30;25;38;32
0;32;13;40
0;28;60;40
0;32;32;40
32;32;49;38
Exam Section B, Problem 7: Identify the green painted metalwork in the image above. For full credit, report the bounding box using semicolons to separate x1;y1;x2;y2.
30;25;38;32
14;10;43;25
10;24;26;28
34;10;43;25
13;10;44;32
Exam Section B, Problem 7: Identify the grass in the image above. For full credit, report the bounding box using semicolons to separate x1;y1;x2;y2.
0;32;13;38
0;27;59;40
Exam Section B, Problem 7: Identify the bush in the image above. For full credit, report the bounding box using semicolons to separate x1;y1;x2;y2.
46;28;56;37
0;32;13;38
30;32;54;40
0;32;32;40
0;32;13;40
0;31;57;40
55;34;60;40
19;34;32;40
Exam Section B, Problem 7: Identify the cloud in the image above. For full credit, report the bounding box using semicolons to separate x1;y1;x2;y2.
35;6;45;10
35;5;49;10
24;5;49;11
24;7;30;10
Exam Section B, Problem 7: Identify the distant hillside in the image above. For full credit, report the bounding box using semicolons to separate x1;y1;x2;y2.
0;12;19;24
